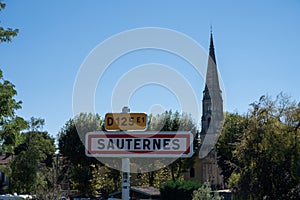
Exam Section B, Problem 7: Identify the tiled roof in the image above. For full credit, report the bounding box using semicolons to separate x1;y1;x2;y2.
131;186;160;196
109;186;160;198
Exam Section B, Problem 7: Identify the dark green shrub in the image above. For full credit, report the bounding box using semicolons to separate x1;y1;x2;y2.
160;180;201;200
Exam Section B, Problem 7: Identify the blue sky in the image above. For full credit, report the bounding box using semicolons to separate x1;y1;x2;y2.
0;0;299;137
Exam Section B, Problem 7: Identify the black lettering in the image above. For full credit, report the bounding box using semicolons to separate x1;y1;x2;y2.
121;117;127;126
116;139;124;149
153;139;161;150
172;139;180;150
137;117;141;123
97;139;105;149
125;139;133;149
163;139;171;150
123;172;128;179
107;139;115;150
107;117;113;126
129;117;134;126
143;139;151;150
134;139;141;149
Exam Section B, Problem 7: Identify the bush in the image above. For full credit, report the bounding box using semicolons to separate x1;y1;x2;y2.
192;182;223;200
160;180;201;200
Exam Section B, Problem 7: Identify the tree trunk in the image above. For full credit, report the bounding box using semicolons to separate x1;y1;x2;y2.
148;172;154;186
171;165;175;181
176;161;182;179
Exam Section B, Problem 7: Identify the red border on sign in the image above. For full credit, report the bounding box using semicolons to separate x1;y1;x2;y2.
87;133;191;155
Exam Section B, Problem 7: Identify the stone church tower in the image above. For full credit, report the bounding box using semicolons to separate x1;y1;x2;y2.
185;32;224;189
201;32;223;139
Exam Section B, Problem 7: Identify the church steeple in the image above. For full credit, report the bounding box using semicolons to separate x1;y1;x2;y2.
190;30;225;188
205;32;221;96
209;32;216;65
200;32;223;137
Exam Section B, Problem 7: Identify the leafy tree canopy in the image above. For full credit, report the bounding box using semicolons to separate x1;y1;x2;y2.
0;0;18;43
58;113;103;196
216;112;245;184
160;180;201;200
192;182;223;200
217;94;300;200
0;71;27;153
10;118;56;194
0;1;23;152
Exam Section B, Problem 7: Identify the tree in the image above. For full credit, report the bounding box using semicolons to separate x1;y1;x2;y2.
89;166;121;198
58;113;104;196
160;180;201;200
216;112;245;185
0;71;28;154
58;113;103;167
192;182;223;200
219;94;300;199
0;0;18;43
149;111;197;181
9;118;56;194
0;1;24;154
131;166;171;189
130;110;198;187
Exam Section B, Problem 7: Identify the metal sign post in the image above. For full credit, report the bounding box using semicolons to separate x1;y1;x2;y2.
121;107;130;200
122;157;130;200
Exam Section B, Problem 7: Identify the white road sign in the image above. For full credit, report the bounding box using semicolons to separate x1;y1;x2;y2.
85;131;193;158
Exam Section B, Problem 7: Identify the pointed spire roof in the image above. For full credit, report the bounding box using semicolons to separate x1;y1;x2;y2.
209;32;216;65
204;32;221;96
199;31;224;159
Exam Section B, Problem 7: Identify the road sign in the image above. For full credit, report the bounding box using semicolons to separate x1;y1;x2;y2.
105;113;147;131
85;131;193;157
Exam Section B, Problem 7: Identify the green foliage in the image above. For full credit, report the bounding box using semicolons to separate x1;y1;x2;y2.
236;94;300;199
58;113;103;196
0;0;18;43
149;110;197;133
192;182;223;200
0;70;28;154
216;112;245;184
9;123;56;194
28;117;45;132
227;172;239;189
58;113;103;166
35;187;67;200
1;116;28;153
0;2;24;154
217;94;300;199
0;71;21;118
90;166;121;198
149;110;198;181
160;180;201;200
132;167;171;188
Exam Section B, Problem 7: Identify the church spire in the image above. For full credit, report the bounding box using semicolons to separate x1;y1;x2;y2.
200;31;223;138
205;32;221;96
209;32;216;65
197;30;225;188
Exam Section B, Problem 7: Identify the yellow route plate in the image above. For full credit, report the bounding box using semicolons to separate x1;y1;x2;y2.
105;113;147;131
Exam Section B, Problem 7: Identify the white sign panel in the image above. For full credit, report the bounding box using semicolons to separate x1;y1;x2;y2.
85;131;193;158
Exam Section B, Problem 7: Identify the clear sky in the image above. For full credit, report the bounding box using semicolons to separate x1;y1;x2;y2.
0;0;299;138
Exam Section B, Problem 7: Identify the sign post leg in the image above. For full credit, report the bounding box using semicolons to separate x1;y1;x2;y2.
122;158;130;200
